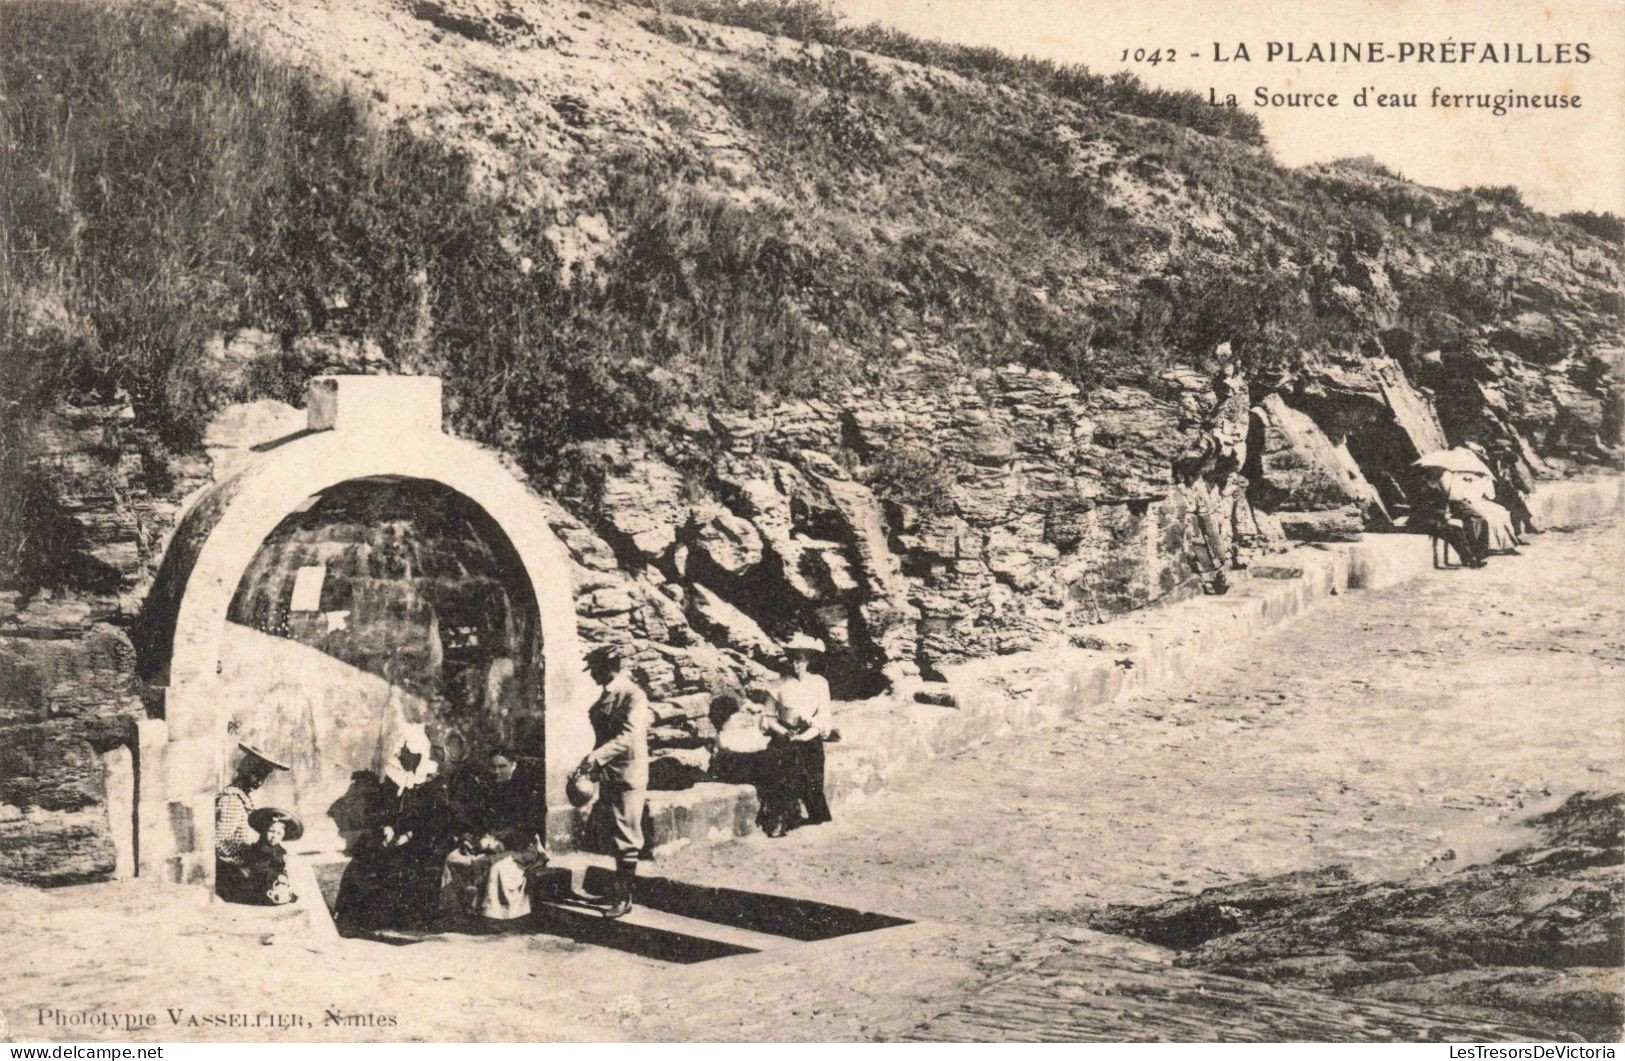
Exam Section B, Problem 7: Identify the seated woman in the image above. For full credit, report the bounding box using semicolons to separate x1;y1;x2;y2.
441;746;546;923
705;692;790;833
214;743;289;904
1412;476;1486;568
755;635;837;838
709;694;770;784
334;726;451;931
1444;469;1519;554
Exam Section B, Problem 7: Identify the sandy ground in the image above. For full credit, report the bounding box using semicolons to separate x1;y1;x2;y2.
4;517;1621;1042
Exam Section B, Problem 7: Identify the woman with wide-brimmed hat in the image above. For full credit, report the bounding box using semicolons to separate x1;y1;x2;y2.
214;743;290;903
757;634;836;838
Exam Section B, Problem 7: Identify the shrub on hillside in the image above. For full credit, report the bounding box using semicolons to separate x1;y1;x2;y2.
1331;155;1405;181
715;66;888;169
1395;263;1503;348
595;173;842;397
712;67;808;130
1559;210;1625;245
656;0;840;40
865;442;954;515
1469;185;1525;210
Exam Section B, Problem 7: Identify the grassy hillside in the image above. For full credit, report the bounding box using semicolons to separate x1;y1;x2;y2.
1;2;681;449
650;0;1265;144
1;0;1619;593
0;0;1234;591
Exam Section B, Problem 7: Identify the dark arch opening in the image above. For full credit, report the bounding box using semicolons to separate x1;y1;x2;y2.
218;476;544;852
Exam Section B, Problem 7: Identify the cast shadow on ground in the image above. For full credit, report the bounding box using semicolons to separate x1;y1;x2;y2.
342;871;911;964
579;867;913;942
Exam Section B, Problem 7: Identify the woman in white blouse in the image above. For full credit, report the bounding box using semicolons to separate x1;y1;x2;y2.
757;634;835;837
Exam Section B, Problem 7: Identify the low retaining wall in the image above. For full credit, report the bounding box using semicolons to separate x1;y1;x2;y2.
1528;475;1625;530
1336;475;1625;591
548;474;1621;859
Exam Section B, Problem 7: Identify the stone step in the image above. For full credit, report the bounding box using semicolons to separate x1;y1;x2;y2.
204;894;339;950
209;899;310;926
539;852;813;953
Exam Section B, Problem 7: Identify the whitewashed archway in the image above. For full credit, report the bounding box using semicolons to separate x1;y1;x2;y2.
136;377;590;883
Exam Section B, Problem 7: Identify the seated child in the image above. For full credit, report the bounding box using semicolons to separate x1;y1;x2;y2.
244;808;302;906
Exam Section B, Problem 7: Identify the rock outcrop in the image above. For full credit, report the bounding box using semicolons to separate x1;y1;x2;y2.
0;394;208;884
548;356;1283;725
1089;793;1625;1042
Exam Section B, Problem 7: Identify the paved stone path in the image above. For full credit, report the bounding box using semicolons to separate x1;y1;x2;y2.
652;516;1622;903
628;516;1624;1040
5;516;1620;1041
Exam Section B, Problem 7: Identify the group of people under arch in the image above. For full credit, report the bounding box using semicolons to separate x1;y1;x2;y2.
213;633;838;927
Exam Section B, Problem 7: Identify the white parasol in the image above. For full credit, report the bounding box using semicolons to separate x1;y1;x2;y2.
1413;448;1493;477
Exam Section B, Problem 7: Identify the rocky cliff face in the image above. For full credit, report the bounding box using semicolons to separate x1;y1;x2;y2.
1;0;1620;883
547;354;1276;708
0;397;209;883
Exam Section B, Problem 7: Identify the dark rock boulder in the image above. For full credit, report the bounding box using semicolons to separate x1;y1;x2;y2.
1089;792;1625;1041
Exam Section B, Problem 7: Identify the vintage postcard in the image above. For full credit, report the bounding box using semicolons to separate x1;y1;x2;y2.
1;0;1621;1046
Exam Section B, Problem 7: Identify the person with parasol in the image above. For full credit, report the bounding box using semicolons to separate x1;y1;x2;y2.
1412;446;1520;557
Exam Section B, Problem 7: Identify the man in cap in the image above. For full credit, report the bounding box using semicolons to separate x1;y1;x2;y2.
214;743;289;902
572;644;652;919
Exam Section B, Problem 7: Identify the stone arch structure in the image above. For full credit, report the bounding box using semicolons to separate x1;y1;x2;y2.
134;376;589;883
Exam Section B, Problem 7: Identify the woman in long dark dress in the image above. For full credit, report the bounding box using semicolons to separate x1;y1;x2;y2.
1490;446;1539;539
334;728;450;931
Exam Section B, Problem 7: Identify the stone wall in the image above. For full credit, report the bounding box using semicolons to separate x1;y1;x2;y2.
227;477;542;757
